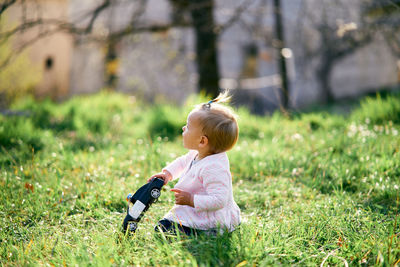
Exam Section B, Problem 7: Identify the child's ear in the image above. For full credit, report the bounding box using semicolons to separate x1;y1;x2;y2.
199;135;208;147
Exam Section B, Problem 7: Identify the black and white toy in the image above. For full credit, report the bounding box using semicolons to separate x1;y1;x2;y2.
122;177;164;233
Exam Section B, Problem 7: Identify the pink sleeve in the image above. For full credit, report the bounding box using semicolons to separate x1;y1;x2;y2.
163;150;197;180
193;164;230;212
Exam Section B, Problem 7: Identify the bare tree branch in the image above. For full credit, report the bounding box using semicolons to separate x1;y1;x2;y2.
84;0;111;34
0;0;17;17
1;0;256;42
0;0;275;98
0;27;61;70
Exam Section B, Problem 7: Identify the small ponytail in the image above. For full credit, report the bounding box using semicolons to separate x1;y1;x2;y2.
203;90;232;109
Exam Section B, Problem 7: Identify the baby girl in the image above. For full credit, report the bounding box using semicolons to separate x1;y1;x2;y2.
149;91;241;235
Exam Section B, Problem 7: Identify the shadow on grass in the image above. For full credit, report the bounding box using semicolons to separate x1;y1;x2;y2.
300;176;400;215
150;227;241;266
182;231;240;266
362;190;399;215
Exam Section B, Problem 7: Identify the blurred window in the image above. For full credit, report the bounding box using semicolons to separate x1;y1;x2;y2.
45;57;53;70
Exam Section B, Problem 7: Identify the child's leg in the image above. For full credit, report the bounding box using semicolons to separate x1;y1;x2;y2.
177;223;198;236
154;219;198;236
154;219;173;233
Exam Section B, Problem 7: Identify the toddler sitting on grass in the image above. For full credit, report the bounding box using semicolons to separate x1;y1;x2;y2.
149;91;241;235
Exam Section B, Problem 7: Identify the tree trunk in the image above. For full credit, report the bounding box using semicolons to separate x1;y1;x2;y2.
317;58;335;104
190;0;220;98
273;0;289;110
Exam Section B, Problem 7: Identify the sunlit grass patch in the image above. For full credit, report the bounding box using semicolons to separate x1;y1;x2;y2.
1;91;399;265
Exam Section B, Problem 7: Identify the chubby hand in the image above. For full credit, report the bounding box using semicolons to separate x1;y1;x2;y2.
171;188;194;207
148;170;172;185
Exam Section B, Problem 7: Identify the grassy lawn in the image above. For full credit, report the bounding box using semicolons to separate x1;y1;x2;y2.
1;91;399;266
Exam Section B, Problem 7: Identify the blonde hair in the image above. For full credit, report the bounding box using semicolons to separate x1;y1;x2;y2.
194;91;239;154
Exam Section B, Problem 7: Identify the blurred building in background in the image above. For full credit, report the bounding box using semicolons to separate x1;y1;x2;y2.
4;0;399;112
5;0;73;101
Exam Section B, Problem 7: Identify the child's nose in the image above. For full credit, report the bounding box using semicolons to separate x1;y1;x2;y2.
182;126;186;132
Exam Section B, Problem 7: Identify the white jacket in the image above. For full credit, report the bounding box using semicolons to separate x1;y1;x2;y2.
163;150;241;232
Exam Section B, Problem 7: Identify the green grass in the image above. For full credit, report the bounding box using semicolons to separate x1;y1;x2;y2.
1;91;399;266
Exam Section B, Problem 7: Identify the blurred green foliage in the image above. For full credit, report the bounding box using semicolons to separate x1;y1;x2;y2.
148;106;184;141
351;93;400;124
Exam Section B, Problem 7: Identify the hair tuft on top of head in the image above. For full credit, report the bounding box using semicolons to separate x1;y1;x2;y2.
204;90;232;109
212;90;231;104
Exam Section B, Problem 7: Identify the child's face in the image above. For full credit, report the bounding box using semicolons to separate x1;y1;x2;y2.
182;111;205;150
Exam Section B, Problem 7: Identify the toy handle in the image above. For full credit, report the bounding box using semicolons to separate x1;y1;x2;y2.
152;176;166;184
